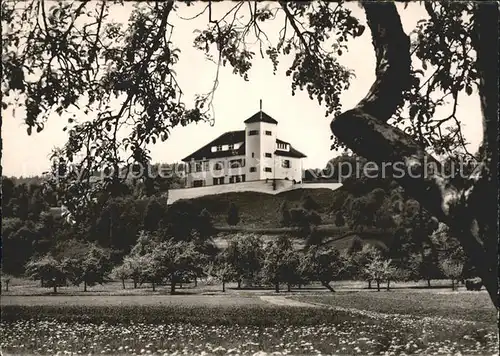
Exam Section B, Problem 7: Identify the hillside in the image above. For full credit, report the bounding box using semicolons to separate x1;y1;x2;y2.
179;186;394;252
184;187;344;228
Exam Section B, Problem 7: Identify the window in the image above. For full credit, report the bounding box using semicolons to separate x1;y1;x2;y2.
248;130;258;136
229;175;242;183
265;153;272;158
265;130;272;136
193;180;204;187
230;159;245;168
264;167;272;172
282;159;291;168
250;167;257;173
241;175;246;182
195;162;203;173
213;177;224;185
202;161;209;171
228;143;234;150
216;145;222;151
277;143;289;150
252;152;255;158
214;161;224;171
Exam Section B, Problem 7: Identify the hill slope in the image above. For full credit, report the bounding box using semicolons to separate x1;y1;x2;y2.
184;188;343;228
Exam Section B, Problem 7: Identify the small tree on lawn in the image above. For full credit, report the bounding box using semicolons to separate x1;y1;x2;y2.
364;255;396;292
63;245;112;292
301;246;345;292
407;252;441;287
139;252;163;292
440;258;464;291
226;234;264;288
140;240;200;294
111;264;130;289
382;260;401;291
349;245;382;289
210;251;237;292
25;255;66;293
262;236;300;293
122;254;143;288
1;274;13;292
227;203;240;226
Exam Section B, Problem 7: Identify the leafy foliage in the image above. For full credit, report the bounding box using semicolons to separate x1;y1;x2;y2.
226;202;240;226
262;236;300;292
25;255;66;292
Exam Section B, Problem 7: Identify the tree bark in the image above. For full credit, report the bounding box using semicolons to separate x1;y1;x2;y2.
84;281;87;292
329;1;498;308
53;284;57;293
170;281;175;294
237;279;241;289
133;279;137;289
194;277;197;287
386;280;390;291
368;280;371;289
376;280;380;292
275;282;280;293
222;279;225;293
321;281;335;292
152;282;155;292
121;278;126;289
427;279;431;288
287;283;291;292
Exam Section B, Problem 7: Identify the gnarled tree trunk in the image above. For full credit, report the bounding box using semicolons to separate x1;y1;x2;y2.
330;1;498;308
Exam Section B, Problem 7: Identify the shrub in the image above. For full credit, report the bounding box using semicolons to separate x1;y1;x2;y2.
465;277;482;291
278;201;291;227
334;211;345;227
227;202;240;226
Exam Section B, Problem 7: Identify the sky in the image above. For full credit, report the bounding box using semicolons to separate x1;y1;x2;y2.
1;1;483;177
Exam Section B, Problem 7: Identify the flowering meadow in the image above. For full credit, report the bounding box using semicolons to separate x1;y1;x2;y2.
1;304;497;355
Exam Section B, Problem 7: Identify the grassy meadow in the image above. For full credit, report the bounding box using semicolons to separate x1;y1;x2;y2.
1;278;498;355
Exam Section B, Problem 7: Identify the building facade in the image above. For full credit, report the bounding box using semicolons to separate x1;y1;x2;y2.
182;109;306;188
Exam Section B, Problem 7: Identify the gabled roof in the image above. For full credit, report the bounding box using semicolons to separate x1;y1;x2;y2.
275;146;307;158
182;130;245;162
275;138;307;158
244;111;278;124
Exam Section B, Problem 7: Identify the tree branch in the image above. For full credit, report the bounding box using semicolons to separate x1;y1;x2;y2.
354;2;411;122
329;1;498;307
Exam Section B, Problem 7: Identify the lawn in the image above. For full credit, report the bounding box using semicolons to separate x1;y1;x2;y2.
1;285;498;355
292;290;497;324
1;301;498;355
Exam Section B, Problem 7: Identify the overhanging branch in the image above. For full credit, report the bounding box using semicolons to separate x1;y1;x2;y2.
354;2;411;122
329;1;498;307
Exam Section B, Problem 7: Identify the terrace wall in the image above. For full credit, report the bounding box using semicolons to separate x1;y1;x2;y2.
166;180;342;205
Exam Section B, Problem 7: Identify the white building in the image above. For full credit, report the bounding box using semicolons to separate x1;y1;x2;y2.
182;107;307;188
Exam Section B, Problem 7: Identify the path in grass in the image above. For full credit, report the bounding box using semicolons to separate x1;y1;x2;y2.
259;294;494;326
259;295;321;308
290;291;497;325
